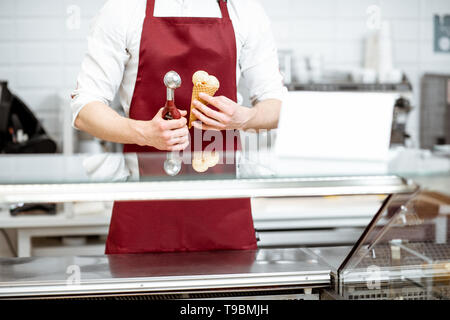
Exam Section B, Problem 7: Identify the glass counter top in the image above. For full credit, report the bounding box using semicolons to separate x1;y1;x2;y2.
0;148;448;184
0;148;447;203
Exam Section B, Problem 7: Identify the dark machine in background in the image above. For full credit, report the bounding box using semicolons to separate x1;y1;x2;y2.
0;81;57;154
420;74;450;150
0;81;57;216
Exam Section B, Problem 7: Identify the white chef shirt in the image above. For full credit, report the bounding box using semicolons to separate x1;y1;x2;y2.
70;0;285;127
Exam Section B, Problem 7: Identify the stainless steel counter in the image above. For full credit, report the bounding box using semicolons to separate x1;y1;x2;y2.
0;247;351;299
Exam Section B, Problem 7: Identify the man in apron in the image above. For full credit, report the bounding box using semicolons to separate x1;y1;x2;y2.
71;0;284;254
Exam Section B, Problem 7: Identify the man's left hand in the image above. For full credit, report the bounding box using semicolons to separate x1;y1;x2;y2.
191;93;256;131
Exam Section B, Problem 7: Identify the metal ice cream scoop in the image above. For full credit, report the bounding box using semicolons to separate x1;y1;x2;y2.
164;71;182;101
164;153;182;176
163;71;183;176
162;71;182;120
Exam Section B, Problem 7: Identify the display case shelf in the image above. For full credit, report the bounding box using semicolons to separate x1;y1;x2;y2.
0;175;418;204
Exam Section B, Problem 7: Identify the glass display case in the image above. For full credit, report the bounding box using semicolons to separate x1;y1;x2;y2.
0;149;448;299
336;190;450;300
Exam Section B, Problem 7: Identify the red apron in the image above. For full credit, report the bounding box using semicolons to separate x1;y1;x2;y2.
105;0;257;254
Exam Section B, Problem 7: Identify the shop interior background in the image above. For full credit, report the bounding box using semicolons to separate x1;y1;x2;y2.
0;0;449;257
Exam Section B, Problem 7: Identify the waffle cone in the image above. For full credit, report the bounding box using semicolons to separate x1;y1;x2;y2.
189;84;219;128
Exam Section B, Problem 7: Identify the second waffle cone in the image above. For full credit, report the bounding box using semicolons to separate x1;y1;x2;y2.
189;84;219;128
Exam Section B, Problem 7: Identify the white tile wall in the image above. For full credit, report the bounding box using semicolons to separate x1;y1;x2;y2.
335;0;377;18
0;0;449;147
0;20;15;40
380;0;421;19
16;43;64;64
260;0;450;146
0;1;15;17
335;19;367;41
390;20;420;41
0;44;14;64
0;0;106;146
16;0;64;16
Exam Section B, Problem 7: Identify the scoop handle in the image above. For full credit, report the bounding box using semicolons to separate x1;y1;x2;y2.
162;100;181;120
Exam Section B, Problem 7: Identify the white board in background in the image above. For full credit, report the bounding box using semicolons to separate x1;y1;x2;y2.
275;91;396;161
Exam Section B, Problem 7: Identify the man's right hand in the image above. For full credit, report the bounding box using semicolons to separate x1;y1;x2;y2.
134;108;189;151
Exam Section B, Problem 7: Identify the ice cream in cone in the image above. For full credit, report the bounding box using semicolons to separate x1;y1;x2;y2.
192;152;209;173
192;151;220;173
189;71;220;128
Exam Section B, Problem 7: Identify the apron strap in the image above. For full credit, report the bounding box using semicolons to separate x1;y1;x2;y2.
146;0;156;18
218;0;230;20
146;0;230;20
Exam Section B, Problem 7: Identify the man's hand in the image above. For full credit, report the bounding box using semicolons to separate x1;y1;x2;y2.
191;93;256;131
134;108;189;151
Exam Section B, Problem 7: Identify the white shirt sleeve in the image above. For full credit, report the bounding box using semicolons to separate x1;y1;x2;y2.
70;0;131;128
238;0;286;106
